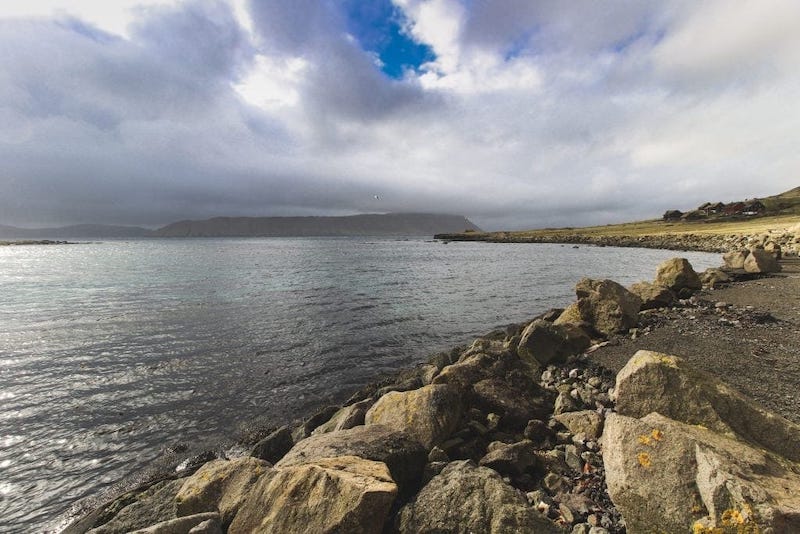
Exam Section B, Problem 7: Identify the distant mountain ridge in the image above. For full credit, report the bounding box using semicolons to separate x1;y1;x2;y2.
0;224;153;239
0;214;482;239
153;213;482;237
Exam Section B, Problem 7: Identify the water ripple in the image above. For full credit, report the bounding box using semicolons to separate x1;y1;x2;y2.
0;237;721;532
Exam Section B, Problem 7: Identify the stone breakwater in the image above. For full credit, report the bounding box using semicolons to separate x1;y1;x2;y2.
62;254;800;533
0;239;73;246
435;226;800;255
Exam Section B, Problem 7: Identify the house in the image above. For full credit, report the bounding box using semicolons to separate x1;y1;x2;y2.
697;202;712;212
723;202;745;215
743;200;766;215
681;210;706;221
663;210;683;221
698;201;725;215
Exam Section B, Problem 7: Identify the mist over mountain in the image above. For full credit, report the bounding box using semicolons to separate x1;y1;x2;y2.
0;214;481;239
0;224;153;239
153;213;482;237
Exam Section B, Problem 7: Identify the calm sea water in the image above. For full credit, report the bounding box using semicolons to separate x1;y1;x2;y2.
0;238;721;532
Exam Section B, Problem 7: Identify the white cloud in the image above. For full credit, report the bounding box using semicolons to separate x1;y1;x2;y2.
233;54;308;110
0;0;181;36
0;0;798;229
393;0;465;74
653;0;800;87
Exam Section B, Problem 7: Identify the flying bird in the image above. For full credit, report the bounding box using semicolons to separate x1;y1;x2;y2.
373;195;380;200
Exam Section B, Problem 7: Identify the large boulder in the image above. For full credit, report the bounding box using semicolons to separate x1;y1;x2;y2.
627;281;676;310
516;319;591;368
471;375;554;429
613;350;800;462
275;424;426;496
229;456;397;534
396;461;561;533
295;405;341;439
478;440;538;477
250;426;293;464
433;351;519;390
175;457;269;527
311;399;374;435
432;349;554;431
603;412;800;533
764;241;782;259
654;258;701;292
555;278;642;336
553;410;604;440
83;479;186;534
744;249;781;273
699;268;731;288
365;384;463;449
722;250;748;269
127;513;222;534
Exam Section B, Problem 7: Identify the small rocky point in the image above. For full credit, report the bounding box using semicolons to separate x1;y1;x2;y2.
63;237;800;533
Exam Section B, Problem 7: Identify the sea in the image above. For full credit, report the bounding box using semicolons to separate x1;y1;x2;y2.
0;237;721;532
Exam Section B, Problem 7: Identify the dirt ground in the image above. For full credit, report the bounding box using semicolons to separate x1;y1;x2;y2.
590;257;800;424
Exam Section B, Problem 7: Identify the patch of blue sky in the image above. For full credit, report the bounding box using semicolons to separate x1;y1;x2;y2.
342;0;435;79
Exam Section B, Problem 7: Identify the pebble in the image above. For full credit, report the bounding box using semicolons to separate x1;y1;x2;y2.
569;368;580;379
428;446;448;463
543;472;571;493
486;413;500;431
526;489;551;507
564;445;584;472
559;503;575;524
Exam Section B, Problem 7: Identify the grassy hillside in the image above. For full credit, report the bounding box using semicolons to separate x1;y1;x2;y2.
504;214;799;239
760;186;800;215
444;186;800;240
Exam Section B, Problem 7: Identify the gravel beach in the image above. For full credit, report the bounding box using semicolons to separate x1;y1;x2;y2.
591;257;800;423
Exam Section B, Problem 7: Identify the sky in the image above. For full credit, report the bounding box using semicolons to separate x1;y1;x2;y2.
1;0;798;230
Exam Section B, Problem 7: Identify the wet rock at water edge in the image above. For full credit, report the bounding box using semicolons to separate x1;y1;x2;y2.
127;512;222;534
627;281;675;310
744;248;782;273
80;478;186;534
517;319;591;368
175;457;269;527
654;257;702;293
555;278;642;337
250;426;293;464
311;399;374;435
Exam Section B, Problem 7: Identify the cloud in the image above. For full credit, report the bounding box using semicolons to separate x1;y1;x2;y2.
652;0;800;89
0;0;797;229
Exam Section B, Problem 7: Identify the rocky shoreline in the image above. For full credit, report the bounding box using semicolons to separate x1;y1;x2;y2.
0;239;74;246
60;234;800;534
435;227;800;255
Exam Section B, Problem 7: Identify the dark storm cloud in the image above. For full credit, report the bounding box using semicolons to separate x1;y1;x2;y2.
0;1;279;226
